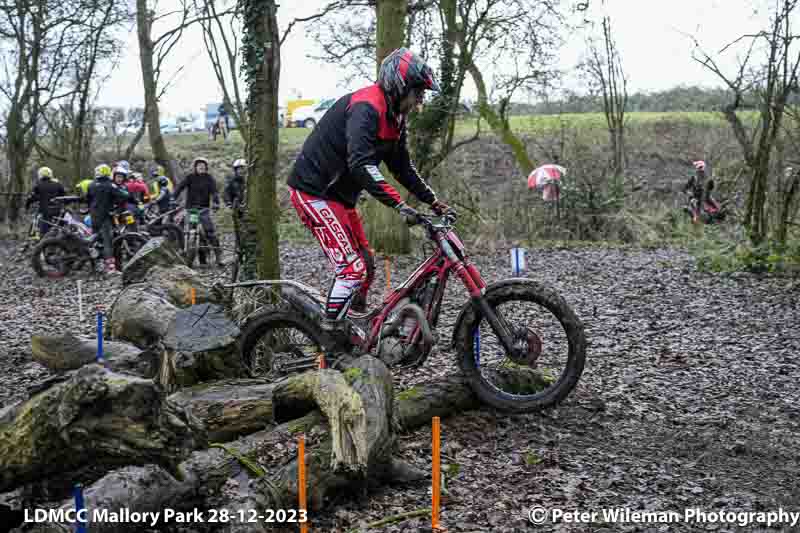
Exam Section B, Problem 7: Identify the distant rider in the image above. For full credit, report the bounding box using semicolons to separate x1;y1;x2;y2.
87;164;130;275
224;159;247;209
173;157;223;266
25;166;65;239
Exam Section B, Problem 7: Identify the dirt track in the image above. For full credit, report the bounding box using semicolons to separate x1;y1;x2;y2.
2;236;799;532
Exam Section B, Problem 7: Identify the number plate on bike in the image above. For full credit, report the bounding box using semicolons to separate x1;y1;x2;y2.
125;215;135;224
189;213;199;224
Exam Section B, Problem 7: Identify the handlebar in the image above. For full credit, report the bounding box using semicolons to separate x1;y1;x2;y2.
405;211;458;232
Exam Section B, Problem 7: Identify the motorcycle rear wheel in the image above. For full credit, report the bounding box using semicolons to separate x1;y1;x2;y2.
30;237;78;278
238;310;329;380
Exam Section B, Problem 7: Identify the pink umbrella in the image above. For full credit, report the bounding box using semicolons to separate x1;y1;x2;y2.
527;164;565;201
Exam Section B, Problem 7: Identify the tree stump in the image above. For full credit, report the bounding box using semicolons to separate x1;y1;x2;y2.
163;303;245;389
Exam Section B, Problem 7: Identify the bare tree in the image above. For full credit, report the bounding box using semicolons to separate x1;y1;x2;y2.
693;0;800;245
36;0;129;184
136;0;233;174
194;0;249;138
0;0;115;223
581;15;627;176
307;0;562;175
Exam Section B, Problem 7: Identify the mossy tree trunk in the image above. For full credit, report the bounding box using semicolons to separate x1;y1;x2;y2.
239;0;280;281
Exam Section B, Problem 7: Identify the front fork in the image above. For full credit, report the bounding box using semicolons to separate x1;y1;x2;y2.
443;240;519;358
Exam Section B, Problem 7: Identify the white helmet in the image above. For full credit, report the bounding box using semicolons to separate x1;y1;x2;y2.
113;165;128;177
232;159;247;169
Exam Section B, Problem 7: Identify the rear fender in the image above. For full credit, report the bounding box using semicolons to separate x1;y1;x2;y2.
449;277;540;349
279;282;326;322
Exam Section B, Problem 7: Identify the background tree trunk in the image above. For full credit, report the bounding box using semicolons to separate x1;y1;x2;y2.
136;0;172;168
468;61;534;173
240;0;281;281
363;0;411;255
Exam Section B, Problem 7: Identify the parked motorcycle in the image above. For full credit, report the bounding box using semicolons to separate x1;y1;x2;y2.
30;207;148;278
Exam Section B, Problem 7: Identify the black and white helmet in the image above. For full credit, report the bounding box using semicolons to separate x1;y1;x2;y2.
377;48;440;109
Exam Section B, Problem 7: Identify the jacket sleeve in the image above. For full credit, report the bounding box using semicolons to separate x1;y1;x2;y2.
346;102;405;209
385;124;437;205
211;176;221;206
173;175;188;201
113;184;130;203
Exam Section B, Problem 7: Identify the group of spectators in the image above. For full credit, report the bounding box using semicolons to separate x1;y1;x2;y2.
25;157;248;275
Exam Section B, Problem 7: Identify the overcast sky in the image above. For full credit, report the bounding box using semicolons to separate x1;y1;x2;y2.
94;0;770;119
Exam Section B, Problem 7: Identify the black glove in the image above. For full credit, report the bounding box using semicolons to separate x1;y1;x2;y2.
431;199;455;216
397;203;420;225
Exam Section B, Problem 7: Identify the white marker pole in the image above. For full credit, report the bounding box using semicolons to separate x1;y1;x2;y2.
511;247;526;276
77;280;84;323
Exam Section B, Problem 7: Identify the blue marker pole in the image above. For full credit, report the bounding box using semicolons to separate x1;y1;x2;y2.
73;483;87;533
96;309;104;365
474;329;480;367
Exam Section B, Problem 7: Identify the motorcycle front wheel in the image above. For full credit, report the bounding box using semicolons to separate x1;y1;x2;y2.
455;279;586;413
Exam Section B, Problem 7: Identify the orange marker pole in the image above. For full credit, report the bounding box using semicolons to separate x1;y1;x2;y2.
432;416;441;529
317;352;326;369
298;435;308;533
190;287;196;306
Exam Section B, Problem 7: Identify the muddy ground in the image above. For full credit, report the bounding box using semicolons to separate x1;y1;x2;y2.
1;233;799;532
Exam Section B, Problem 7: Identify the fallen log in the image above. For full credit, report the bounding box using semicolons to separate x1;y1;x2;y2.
168;378;277;442
108;286;178;348
30;334;157;376
0;364;204;493
8;363;550;530
143;264;220;307
121;236;185;286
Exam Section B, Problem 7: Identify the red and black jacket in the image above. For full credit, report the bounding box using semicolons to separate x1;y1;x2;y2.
288;84;437;209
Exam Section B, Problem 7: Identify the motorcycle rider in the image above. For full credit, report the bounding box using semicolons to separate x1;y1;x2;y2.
25;166;66;239
153;175;174;216
684;160;720;218
287;47;454;342
87;164;130;275
224;159;247;209
150;165;174;197
173;157;223;266
75;176;94;199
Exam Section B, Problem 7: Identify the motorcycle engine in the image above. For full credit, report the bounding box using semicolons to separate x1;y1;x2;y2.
377;279;438;367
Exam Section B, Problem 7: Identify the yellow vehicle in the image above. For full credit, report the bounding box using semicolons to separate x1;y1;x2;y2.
285;99;317;127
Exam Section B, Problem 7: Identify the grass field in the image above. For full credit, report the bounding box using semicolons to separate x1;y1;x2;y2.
146;110;755;158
